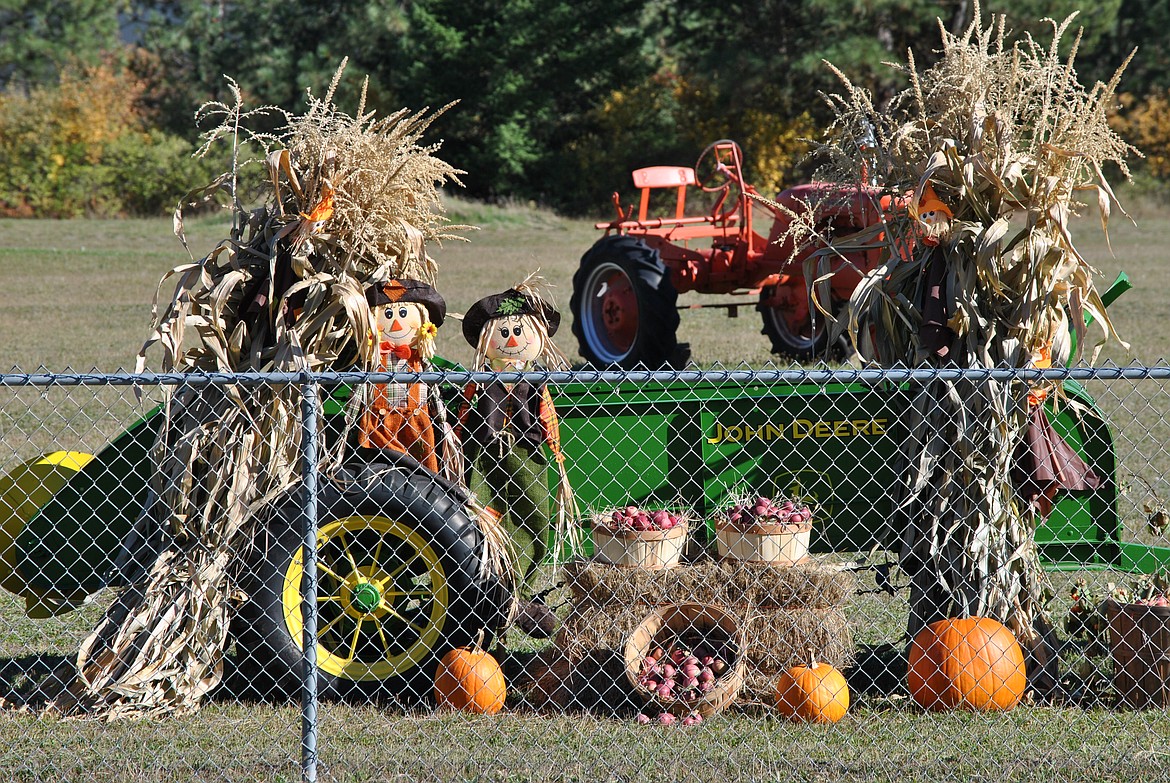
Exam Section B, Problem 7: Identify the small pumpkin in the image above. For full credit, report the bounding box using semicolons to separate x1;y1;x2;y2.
773;649;849;723
907;617;1026;712
434;647;507;714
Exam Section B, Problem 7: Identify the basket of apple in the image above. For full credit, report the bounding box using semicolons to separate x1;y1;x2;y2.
714;495;813;565
624;602;746;719
591;505;689;570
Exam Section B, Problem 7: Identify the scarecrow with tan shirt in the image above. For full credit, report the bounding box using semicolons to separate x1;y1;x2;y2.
458;278;582;635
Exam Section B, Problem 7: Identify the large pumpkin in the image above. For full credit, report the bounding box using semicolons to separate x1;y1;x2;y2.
774;651;849;723
434;647;507;714
907;617;1026;711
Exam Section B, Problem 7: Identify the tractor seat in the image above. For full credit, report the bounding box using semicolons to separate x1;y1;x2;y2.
632;166;696;222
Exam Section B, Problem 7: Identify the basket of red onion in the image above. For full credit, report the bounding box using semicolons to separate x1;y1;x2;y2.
623;602;746;718
591;505;689;570
714;495;813;565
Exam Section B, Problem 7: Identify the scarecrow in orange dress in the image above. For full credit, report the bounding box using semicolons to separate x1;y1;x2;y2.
457;278;581;635
359;278;461;482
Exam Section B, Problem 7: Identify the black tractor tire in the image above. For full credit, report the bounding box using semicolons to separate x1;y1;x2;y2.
570;235;681;369
758;293;846;362
231;458;510;704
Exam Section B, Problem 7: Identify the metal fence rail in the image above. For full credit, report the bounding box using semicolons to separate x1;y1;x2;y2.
2;364;1169;783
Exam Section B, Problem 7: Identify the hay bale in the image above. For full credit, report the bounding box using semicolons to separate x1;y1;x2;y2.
741;606;854;673
563;559;855;610
559;601;853;673
534;558;856;712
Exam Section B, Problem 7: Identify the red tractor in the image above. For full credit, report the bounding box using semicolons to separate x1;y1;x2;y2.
569;140;888;368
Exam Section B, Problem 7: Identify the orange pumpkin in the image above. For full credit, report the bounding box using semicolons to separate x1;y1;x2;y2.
907;617;1027;711
774;650;849;723
434;647;507;714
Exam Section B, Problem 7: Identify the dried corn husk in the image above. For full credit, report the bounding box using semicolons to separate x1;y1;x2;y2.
46;63;483;719
768;5;1137;646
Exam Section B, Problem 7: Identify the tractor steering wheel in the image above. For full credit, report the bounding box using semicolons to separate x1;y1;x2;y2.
694;139;743;193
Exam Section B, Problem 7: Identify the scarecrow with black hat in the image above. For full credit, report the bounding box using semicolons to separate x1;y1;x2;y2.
458;276;582;629
360;278;461;482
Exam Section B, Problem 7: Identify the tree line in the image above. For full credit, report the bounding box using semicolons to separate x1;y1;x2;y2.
1;0;1167;217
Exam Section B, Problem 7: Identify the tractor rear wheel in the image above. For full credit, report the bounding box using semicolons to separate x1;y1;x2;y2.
231;460;509;704
570;236;681;369
759;293;845;362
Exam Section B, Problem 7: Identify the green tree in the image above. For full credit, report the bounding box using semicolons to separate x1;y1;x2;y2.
975;1;1121;61
655;1;1121;125
0;0;127;92
1090;0;1170;96
377;0;653;203
130;1;654;210
131;0;406;137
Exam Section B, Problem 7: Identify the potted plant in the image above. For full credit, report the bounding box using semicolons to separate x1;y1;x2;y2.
1103;572;1170;709
1066;572;1170;709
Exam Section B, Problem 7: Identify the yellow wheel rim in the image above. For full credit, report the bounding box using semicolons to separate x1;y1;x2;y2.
282;514;449;681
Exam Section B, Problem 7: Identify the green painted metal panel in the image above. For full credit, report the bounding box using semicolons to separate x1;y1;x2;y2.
9;364;1136;594
1115;542;1170;574
552;376;1122;564
697;384;904;552
17;412;160;593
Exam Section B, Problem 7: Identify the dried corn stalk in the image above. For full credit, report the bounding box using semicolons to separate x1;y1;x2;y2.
778;6;1137;650
48;62;477;718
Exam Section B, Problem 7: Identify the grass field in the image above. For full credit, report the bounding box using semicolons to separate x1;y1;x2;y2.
2;197;1170;782
2;194;1168;372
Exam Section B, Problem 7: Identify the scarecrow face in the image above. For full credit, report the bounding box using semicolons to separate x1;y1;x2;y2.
918;205;951;231
485;315;542;364
377;302;426;347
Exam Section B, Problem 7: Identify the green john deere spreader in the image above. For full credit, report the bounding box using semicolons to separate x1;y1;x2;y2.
2;276;1167;697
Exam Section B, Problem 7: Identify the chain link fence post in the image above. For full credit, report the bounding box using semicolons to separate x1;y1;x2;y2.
299;373;320;783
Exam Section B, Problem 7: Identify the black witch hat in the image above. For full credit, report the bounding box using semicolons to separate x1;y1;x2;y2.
461;288;560;347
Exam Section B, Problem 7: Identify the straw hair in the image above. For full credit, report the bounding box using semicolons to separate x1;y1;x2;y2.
471;273;570;371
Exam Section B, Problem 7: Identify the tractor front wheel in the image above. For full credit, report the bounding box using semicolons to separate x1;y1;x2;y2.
570;236;681;369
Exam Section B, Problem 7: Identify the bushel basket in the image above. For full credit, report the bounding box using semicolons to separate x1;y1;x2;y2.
623;602;746;717
592;519;688;570
1105;599;1170;709
714;517;812;566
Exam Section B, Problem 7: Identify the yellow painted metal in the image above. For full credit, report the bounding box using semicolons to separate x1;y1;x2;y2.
282;514;449;681
0;451;94;598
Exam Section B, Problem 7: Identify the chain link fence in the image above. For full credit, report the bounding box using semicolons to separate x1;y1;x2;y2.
2;364;1169;782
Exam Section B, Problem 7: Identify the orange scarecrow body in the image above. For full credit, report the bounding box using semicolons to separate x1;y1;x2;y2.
358;279;447;474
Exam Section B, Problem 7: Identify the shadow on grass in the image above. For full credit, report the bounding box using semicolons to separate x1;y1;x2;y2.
0;640;1115;716
0;653;75;709
845;641;907;696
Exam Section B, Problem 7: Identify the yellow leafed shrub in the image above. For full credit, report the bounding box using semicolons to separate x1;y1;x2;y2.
673;76;816;195
0;58;213;217
1111;91;1170;179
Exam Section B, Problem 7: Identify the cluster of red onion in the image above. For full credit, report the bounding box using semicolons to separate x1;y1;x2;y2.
603;505;685;532
725;495;812;526
633;639;731;726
